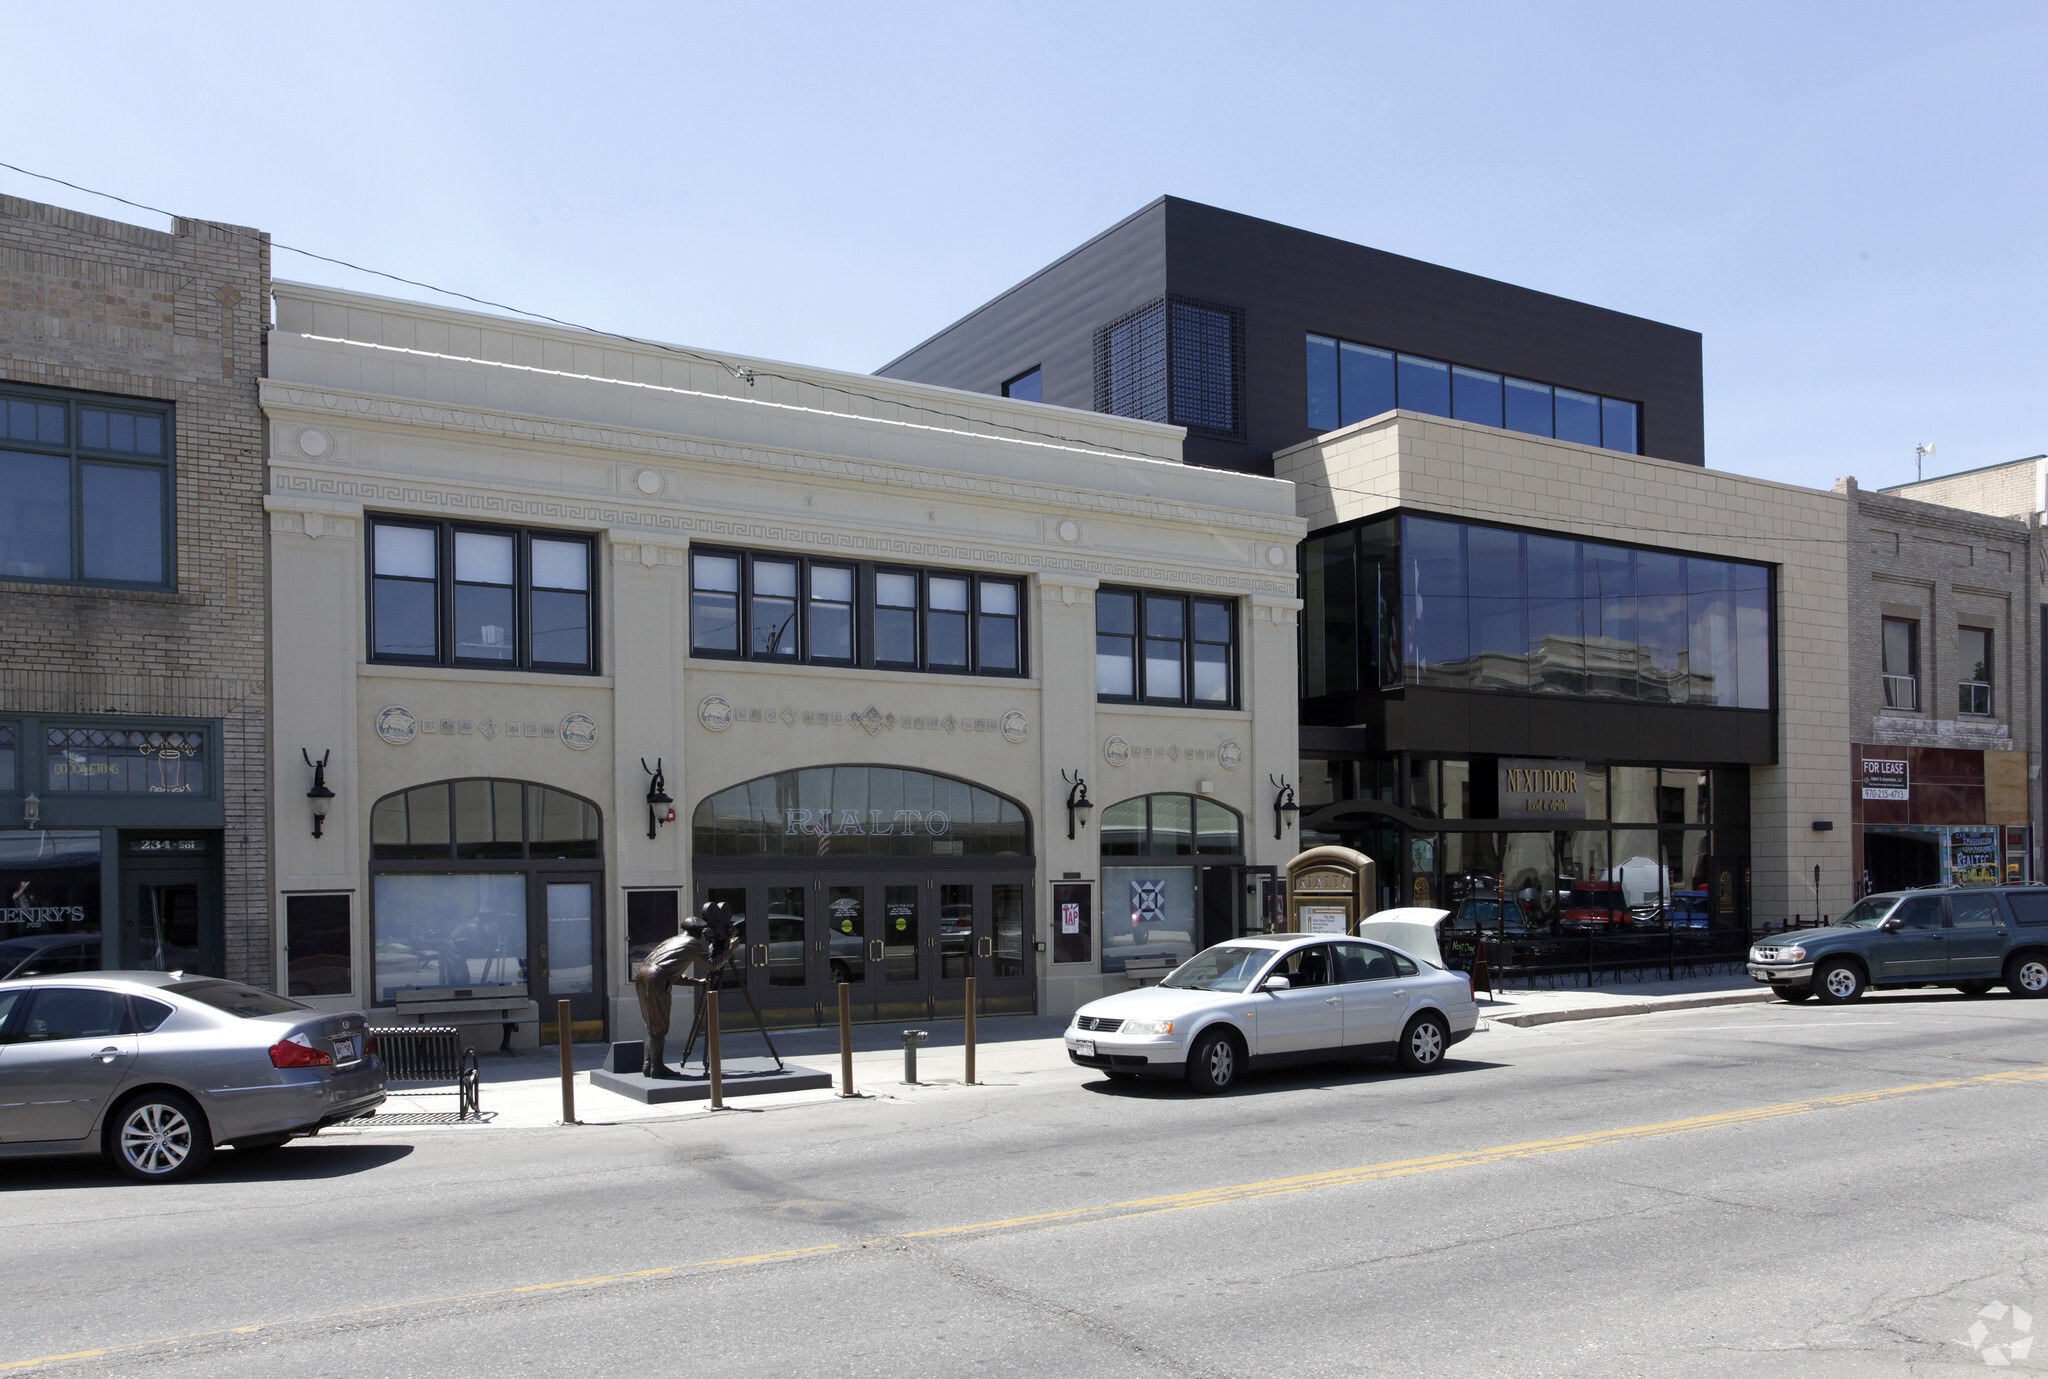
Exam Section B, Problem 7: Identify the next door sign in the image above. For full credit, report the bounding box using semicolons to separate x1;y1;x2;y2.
1498;759;1588;821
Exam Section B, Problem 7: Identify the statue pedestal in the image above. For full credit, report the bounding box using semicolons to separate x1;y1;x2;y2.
589;1042;833;1104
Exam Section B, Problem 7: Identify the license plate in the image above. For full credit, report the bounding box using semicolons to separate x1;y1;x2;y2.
1747;967;1771;981
332;1035;359;1064
1074;1039;1095;1058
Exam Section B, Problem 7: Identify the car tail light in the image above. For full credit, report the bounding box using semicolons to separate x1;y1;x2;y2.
1466;973;1475;1002
364;1032;377;1057
269;1032;334;1069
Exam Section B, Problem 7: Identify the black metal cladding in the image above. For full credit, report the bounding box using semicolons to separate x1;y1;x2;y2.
1091;294;1245;441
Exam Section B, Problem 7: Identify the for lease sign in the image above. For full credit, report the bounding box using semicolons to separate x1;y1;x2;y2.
1861;757;1910;801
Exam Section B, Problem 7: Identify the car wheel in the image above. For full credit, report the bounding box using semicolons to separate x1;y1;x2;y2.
1955;981;1996;998
1184;1029;1238;1094
108;1091;214;1184
1397;1013;1449;1073
1774;986;1815;1002
2004;954;2048;999
1813;959;1865;1005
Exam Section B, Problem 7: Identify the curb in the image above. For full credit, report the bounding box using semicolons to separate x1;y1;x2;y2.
1487;989;1776;1028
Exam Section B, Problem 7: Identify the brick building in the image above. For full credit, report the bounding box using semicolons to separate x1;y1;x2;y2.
0;194;272;984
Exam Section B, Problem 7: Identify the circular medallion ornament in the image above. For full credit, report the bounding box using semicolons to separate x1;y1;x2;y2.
1057;519;1081;544
1219;740;1244;772
1102;735;1131;768
697;697;733;732
375;705;417;746
1267;545;1287;568
1000;710;1029;743
558;713;599;751
635;468;662;495
299;429;330;458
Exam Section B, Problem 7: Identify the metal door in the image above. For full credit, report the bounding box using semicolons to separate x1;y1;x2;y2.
1945;892;2008;976
930;876;1035;1019
1873;894;1947;978
706;881;819;1029
535;874;605;1039
0;987;137;1143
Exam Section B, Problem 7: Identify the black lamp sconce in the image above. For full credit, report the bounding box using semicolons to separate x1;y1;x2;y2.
303;749;335;839
643;757;675;840
1062;769;1094;841
1270;774;1299;841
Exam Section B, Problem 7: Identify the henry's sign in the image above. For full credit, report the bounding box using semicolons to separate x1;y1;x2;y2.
1860;757;1910;802
1498;759;1588;820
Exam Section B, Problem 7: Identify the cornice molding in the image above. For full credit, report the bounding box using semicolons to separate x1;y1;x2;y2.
258;380;1304;542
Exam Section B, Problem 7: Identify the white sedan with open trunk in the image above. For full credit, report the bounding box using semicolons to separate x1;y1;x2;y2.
1067;933;1479;1093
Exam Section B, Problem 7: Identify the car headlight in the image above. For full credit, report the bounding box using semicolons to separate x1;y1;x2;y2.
1123;1019;1175;1035
1782;945;1806;962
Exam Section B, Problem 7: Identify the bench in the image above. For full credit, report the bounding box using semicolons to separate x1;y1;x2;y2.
1122;956;1177;987
390;986;537;1053
369;1026;482;1119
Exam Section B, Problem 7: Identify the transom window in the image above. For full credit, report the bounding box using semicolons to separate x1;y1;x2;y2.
0;384;174;589
1099;793;1243;857
370;780;600;861
691;548;1025;677
1095;587;1236;707
369;518;595;672
46;727;205;794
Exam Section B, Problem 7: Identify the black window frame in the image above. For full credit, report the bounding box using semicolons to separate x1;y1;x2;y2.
0;381;177;592
366;516;598;674
689;546;1027;678
1001;366;1043;401
1095;586;1239;709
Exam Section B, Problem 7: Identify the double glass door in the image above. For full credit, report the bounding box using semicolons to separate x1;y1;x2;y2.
701;871;1034;1026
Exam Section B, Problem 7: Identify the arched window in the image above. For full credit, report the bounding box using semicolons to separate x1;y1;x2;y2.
371;779;599;861
694;765;1029;860
1099;793;1242;858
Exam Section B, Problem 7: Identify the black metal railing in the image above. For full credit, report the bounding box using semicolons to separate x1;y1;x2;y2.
1438;925;1805;990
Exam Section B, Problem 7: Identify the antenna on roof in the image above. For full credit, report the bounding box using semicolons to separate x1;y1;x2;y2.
1915;442;1936;482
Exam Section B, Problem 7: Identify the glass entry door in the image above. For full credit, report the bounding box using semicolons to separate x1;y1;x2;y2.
822;876;929;1023
535;873;604;1040
932;876;1034;1018
705;881;824;1029
123;865;219;976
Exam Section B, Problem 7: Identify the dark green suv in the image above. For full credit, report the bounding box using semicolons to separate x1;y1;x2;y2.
1747;887;2048;1004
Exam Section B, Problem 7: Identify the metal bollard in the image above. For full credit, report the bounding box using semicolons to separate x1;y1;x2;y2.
706;987;724;1110
901;1029;928;1085
836;981;856;1097
963;976;977;1086
557;998;577;1125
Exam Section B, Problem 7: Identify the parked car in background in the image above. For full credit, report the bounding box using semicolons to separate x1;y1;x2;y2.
1065;934;1478;1093
1443;896;1545;935
0;971;384;1182
0;934;103;981
1668;890;1711;929
1747;886;2048;1004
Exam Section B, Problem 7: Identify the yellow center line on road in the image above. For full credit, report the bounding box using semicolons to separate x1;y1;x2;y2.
8;1063;2046;1374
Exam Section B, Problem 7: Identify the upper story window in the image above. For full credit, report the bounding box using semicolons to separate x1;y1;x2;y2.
690;548;1025;677
1094;296;1244;440
1096;588;1237;708
1304;515;1771;708
369;517;595;673
1304;334;1640;455
1001;367;1042;403
0;384;174;590
1959;626;1992;716
1881;617;1918;711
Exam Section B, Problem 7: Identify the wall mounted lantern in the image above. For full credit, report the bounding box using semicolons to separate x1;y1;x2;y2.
1270;774;1299;842
643;757;675;840
21;792;39;829
1062;769;1094;841
303;749;335;838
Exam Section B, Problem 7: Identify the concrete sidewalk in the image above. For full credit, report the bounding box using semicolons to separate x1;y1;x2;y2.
332;971;1774;1135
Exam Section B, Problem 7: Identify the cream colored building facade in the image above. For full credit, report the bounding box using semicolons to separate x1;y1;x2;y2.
262;283;1302;1043
1278;409;1853;927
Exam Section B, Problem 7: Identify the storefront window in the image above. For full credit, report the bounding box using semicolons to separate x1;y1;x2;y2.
1098;796;1243;972
370;873;526;1002
1102;867;1198;974
692;766;1028;859
0;830;102;975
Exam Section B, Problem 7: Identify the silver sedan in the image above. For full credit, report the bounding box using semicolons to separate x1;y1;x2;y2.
0;971;385;1182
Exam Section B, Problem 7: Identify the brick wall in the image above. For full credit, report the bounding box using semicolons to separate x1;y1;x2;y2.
0;194;273;983
1887;458;2042;522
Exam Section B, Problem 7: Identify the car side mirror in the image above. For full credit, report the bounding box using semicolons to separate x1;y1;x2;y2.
1262;975;1291;991
1878;916;1902;932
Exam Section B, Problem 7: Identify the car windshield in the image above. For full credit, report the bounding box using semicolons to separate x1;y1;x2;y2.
164;979;308;1017
1834;896;1903;929
1160;946;1272;993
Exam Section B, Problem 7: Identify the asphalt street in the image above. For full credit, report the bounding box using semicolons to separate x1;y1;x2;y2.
7;990;2048;1377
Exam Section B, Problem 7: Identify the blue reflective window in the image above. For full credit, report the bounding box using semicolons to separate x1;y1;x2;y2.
1402;518;1468;687
1554;388;1601;446
0;387;172;588
1001;367;1041;403
1465;525;1526;690
1451;367;1503;429
0;450;72;580
1633;551;1686;703
1601;397;1639;454
80;464;164;584
1397;355;1451;417
1504;378;1553;437
1306;336;1339;430
1340;341;1396;426
1526;534;1583;695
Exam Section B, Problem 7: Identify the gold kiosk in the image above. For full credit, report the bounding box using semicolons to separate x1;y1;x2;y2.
1285;846;1376;935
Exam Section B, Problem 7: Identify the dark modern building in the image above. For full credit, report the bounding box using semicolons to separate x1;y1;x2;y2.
877;195;1705;475
881;198;1852;937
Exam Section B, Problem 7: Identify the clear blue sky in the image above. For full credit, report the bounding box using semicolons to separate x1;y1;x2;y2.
5;2;2041;493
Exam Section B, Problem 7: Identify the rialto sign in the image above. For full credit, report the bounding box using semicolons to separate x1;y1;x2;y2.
1497;759;1588;820
783;809;952;837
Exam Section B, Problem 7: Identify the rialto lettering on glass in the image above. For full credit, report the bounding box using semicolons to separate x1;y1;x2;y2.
783;809;953;837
